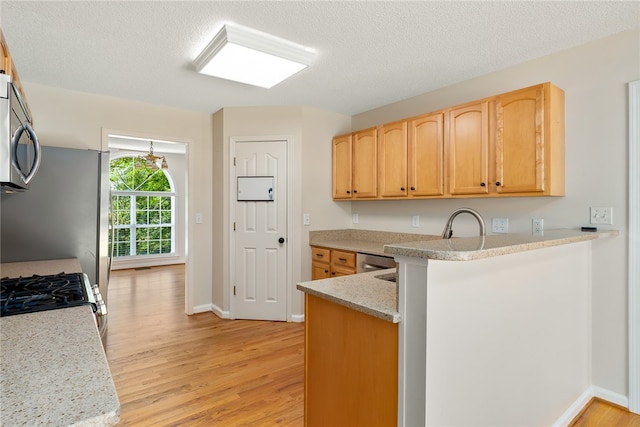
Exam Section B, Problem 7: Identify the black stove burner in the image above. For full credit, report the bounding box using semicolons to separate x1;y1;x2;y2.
0;272;92;317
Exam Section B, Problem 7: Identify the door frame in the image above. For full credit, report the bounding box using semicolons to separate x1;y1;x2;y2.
228;135;293;321
101;128;193;313
629;79;640;414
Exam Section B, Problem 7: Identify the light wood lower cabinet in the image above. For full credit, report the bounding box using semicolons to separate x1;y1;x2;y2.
304;294;398;426
310;246;356;280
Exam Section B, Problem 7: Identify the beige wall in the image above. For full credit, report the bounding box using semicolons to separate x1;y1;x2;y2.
22;83;214;311
211;106;351;318
349;29;640;399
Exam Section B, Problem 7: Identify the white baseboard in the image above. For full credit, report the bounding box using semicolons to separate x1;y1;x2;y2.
593;385;629;408
552;388;594;427
291;314;304;323
211;303;230;319
111;257;185;270
553;385;630;426
191;303;229;319
192;304;213;314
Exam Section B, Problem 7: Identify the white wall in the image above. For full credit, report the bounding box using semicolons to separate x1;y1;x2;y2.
22;83;214;311
349;29;640;401
211;106;351;318
425;242;592;425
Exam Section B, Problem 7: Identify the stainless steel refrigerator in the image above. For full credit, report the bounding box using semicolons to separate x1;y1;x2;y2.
1;146;112;304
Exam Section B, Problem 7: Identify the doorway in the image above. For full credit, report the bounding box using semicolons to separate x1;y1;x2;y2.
230;137;290;321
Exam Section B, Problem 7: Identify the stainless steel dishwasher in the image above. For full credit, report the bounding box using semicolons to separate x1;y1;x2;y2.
356;252;397;273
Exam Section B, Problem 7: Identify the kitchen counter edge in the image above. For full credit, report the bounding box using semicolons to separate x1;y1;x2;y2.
297;269;400;323
384;228;619;261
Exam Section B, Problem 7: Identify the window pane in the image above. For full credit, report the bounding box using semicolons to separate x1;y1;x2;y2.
149;211;160;224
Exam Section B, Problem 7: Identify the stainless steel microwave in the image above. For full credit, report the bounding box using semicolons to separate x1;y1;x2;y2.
0;73;40;193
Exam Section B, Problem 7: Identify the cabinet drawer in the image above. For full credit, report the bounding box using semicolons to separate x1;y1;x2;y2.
311;247;331;264
331;250;356;269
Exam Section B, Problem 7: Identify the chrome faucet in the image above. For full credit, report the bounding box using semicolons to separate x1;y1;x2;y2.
441;208;486;239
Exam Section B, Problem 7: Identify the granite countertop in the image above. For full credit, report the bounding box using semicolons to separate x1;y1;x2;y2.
0;259;120;427
297;268;400;323
299;228;619;323
309;229;441;256
384;229;619;261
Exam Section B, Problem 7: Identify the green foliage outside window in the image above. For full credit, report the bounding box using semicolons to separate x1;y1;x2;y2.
109;157;174;257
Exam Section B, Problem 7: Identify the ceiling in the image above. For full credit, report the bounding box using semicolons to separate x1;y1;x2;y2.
1;1;638;117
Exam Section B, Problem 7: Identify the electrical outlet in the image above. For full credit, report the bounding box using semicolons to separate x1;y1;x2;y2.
303;213;311;226
532;218;544;235
195;213;203;224
492;218;509;234
352;213;359;224
590;207;613;225
412;215;420;228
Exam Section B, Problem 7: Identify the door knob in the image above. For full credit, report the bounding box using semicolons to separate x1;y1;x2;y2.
278;237;285;244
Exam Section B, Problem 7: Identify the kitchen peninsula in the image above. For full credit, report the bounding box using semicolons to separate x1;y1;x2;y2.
0;259;120;427
298;229;618;426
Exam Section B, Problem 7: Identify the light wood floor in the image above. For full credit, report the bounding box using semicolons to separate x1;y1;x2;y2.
105;265;640;426
105;264;304;426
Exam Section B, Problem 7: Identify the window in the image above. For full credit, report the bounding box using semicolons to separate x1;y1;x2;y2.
109;156;175;258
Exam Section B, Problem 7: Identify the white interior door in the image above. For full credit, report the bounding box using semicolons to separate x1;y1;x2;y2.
233;140;288;321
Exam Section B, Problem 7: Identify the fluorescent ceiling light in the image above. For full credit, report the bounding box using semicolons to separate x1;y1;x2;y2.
194;24;315;88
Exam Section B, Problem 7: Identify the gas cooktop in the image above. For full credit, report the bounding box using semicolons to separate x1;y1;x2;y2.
0;272;94;317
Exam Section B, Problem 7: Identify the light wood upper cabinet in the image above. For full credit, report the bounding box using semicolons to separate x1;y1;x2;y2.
448;101;490;195
332;134;353;199
331;82;564;200
494;83;565;196
0;34;9;76
408;112;445;197
0;30;31;120
352;127;378;198
379;120;408;198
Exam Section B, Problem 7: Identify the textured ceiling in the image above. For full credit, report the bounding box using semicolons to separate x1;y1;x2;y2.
1;1;638;116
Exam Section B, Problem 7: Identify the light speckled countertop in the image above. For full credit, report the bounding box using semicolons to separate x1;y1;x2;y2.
384;229;619;261
299;228;618;323
0;259;120;427
297;268;400;323
309;229;441;256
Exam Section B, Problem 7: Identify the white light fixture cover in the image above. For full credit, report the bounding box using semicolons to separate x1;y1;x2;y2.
194;24;315;88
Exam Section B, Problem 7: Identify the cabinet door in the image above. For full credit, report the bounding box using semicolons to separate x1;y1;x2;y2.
448;102;489;195
312;262;331;280
408;112;444;197
352;128;378;198
332;134;353;199
0;34;9;75
495;85;544;194
379;121;408;197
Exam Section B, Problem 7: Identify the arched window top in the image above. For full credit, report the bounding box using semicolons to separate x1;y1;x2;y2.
110;156;173;192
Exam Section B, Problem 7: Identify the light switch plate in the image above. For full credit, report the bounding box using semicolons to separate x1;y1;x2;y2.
352;213;359;224
412;215;420;228
303;213;311;226
492;218;509;233
590;207;613;224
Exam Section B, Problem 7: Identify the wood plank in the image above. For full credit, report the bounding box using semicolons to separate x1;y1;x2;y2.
570;398;640;426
